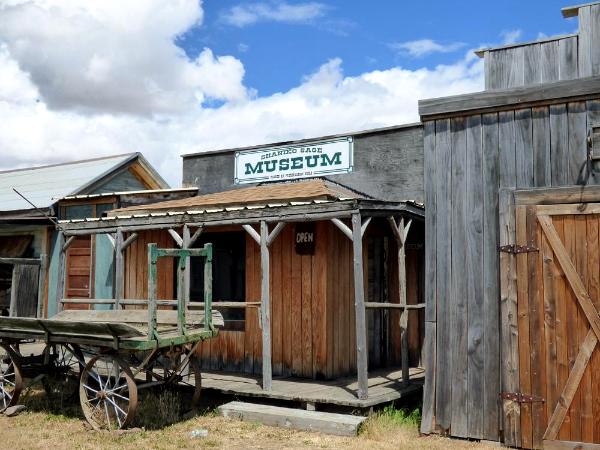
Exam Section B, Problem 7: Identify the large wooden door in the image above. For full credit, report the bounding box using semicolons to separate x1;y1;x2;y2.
515;203;600;449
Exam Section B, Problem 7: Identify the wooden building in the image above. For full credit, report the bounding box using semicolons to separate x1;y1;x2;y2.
56;125;427;408
420;2;600;448
0;153;196;318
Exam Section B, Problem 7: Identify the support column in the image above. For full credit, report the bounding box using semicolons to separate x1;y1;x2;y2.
114;229;124;309
56;231;67;314
351;213;368;400
37;253;47;318
260;221;272;391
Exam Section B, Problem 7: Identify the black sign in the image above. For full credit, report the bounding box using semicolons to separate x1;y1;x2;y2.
295;223;316;255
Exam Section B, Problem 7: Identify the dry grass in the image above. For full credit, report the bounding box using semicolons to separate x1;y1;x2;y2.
0;389;501;450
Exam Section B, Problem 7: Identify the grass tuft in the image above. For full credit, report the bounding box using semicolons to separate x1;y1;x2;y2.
360;404;422;440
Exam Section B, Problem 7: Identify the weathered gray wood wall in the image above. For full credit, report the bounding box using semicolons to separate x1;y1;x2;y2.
483;3;600;91
421;93;600;441
182;124;424;203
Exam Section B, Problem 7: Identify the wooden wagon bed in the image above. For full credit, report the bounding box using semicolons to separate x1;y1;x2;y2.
0;309;223;351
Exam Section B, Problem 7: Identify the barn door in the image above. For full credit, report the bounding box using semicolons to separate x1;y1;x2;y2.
64;236;93;309
515;203;600;449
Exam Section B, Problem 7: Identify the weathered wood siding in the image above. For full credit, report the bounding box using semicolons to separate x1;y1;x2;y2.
123;221;424;380
484;4;600;90
422;98;600;441
182;125;424;203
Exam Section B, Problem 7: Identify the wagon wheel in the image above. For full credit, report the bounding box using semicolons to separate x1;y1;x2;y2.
151;351;202;406
79;355;138;430
0;343;23;411
42;344;85;402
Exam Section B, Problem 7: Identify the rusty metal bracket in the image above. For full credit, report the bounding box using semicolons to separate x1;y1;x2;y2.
500;392;545;403
499;244;539;254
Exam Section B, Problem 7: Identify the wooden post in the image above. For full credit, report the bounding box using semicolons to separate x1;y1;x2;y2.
352;213;369;399
56;231;67;314
9;265;17;317
37;253;47;318
114;229;124;309
260;220;272;391
147;243;158;340
182;225;191;307
388;216;412;385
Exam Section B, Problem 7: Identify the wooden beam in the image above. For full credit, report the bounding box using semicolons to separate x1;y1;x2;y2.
188;226;204;247
62;235;76;252
243;224;261;245
331;218;353;240
267;222;286;247
351;213;368;399
168;228;183;247
0;257;41;266
514;185;600;205
361;217;372;237
56;232;67;314
364;302;425;309
9;265;17;317
260;220;273;391
114;230;124;309
121;232;138;250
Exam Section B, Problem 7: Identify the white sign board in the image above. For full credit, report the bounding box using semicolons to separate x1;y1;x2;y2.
234;137;353;184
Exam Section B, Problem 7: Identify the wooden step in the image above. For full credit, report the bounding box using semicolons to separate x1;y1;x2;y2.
218;401;366;436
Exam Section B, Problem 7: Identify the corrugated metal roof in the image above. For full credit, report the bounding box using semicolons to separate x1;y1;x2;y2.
0;154;136;212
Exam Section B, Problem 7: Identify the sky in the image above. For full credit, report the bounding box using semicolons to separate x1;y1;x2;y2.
0;0;580;187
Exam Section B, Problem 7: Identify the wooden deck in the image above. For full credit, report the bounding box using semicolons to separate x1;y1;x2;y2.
202;367;424;408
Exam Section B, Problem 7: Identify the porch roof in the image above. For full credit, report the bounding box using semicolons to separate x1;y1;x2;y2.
56;179;423;234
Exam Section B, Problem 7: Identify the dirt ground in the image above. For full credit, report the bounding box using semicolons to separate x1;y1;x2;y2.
0;393;501;450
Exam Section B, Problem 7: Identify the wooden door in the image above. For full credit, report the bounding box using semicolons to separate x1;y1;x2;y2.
65;236;93;309
515;203;600;449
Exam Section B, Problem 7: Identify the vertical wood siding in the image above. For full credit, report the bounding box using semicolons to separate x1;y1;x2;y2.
421;99;599;441
124;221;424;380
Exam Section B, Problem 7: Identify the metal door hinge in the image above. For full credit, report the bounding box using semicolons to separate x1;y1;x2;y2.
499;392;545;403
499;244;539;254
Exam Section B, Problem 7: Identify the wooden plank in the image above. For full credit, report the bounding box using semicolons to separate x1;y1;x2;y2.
541;41;559;84
281;225;292;377
466;114;484;439
313;222;327;379
37;254;47;318
579;6;593;78
351;213;368;400
271;227;282;376
301;252;313;377
420;321;436;434
507;47;524;88
482;112;500;441
260;221;272;390
524;44;541;86
449;117;468;437
244;234;255;374
544;439;600;450
541;216;558;442
218;401;366;436
516;206;533;448
549;104;569;186
592;4;600;76
575;215;594;442
553;217;570;441
567;102;588;185
558;36;578;81
291;229;303;377
532;107;551;187
434;118;452;430
515;108;534;188
589;215;600;443
423;120;437;324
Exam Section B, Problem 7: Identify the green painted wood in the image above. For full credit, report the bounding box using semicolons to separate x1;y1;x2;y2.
91;169;146;194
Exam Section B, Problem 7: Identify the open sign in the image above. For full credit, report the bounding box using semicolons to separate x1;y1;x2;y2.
295;223;316;255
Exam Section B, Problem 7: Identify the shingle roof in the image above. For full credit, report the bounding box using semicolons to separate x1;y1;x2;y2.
109;179;369;216
0;153;154;213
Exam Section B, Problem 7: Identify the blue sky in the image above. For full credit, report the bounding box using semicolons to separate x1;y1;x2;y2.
180;0;577;97
0;1;584;185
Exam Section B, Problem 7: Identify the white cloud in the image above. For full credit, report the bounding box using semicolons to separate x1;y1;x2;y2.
221;1;327;27
391;39;466;57
501;29;523;45
0;1;485;188
0;0;250;115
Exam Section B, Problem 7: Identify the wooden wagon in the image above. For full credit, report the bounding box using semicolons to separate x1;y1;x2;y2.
0;243;221;430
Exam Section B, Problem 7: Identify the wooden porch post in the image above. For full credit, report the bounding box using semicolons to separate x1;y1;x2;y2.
351;213;369;400
260;220;272;391
388;216;412;385
37;253;47;318
114;229;124;309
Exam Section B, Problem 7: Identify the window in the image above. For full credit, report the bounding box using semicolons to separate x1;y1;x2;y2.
189;232;246;331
